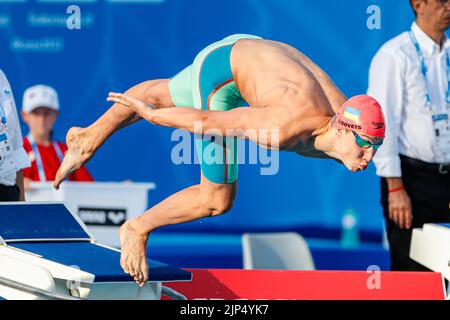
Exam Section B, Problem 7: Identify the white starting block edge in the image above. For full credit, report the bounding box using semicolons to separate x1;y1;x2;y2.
410;223;450;300
0;244;95;299
0;243;163;300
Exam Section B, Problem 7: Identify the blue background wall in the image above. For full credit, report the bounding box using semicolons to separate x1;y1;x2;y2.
0;0;415;236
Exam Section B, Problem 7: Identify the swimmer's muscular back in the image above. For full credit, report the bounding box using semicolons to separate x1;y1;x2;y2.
230;38;346;115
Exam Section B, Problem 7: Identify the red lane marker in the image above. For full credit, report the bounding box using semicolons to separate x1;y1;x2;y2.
164;269;445;300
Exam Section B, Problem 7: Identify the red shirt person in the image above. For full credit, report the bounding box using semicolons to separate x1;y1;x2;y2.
21;84;93;186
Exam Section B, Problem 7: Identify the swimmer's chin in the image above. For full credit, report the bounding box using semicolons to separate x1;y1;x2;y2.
330;157;366;172
349;166;367;172
344;164;363;172
330;158;363;172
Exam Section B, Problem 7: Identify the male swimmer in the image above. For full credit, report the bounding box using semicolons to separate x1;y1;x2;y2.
53;34;385;287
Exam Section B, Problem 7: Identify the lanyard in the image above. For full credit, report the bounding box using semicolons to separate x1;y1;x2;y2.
0;94;7;130
27;134;64;182
409;31;450;110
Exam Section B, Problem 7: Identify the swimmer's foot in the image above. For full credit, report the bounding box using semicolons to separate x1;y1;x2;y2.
119;219;149;287
54;127;94;189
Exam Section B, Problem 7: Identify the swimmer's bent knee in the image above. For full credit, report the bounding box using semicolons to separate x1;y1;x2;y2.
197;196;234;218
209;200;234;217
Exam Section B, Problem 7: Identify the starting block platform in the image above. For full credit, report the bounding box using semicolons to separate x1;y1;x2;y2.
411;223;450;281
0;203;191;300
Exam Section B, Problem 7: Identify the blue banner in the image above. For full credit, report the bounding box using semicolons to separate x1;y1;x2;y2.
0;0;415;234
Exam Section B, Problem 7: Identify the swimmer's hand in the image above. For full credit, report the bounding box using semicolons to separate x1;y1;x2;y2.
53;127;95;189
107;92;155;122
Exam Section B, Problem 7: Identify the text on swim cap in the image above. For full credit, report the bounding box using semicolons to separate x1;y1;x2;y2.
337;119;362;130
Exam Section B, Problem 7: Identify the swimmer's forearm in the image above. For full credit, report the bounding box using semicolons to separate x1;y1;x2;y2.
108;91;287;145
144;107;211;132
146;106;287;142
95;86;297;149
141;106;289;149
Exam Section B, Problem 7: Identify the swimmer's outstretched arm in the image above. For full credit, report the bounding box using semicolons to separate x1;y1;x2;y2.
89;80;173;142
107;92;295;149
54;80;172;189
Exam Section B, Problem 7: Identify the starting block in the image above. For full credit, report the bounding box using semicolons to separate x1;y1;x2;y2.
0;202;191;300
410;223;450;281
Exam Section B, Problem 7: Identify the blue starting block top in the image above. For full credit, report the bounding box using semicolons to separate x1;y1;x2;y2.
0;203;90;241
10;242;191;282
0;203;191;283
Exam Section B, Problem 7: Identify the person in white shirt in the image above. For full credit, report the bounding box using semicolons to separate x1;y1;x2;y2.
0;69;31;201
368;0;450;271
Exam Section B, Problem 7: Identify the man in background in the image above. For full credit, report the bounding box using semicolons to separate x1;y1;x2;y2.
0;69;30;201
368;0;450;270
22;84;93;188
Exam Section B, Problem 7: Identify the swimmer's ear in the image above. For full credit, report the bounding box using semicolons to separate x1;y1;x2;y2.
333;127;344;136
331;120;342;136
336;128;352;137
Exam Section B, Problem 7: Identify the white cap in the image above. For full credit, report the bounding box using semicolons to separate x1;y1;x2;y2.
22;84;59;113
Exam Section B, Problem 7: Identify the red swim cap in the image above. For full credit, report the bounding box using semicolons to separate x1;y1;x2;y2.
333;95;385;138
